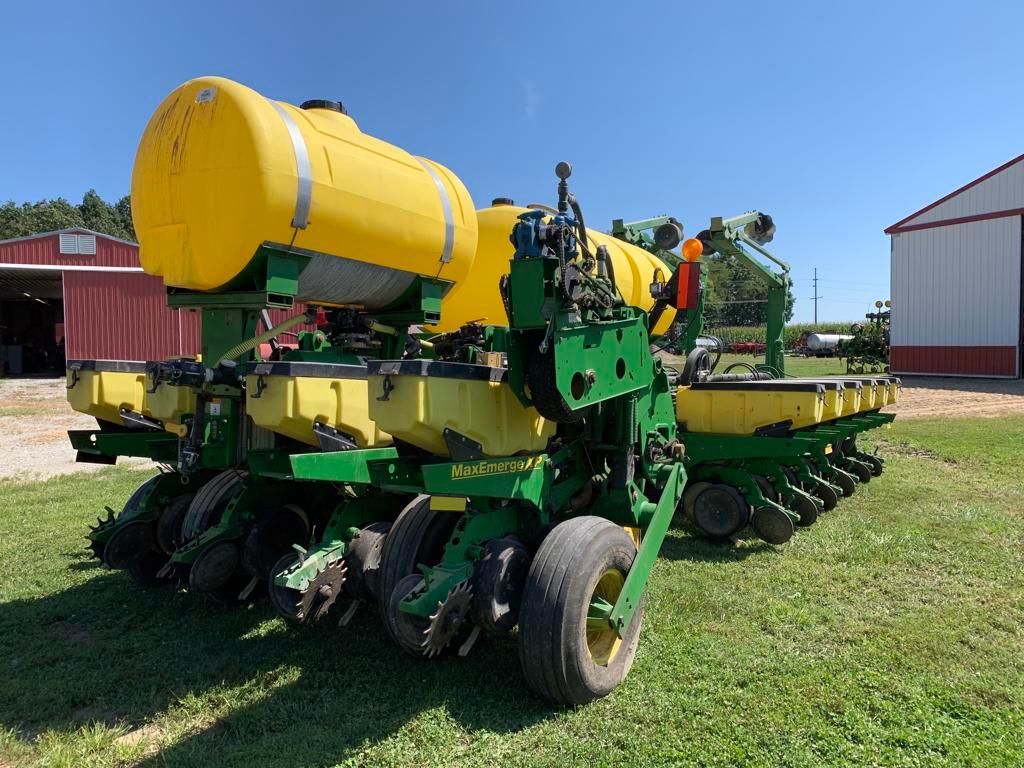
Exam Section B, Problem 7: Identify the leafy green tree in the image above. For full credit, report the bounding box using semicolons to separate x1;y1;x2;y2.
0;191;135;241
22;198;86;235
0;202;29;239
113;195;135;240
704;254;795;327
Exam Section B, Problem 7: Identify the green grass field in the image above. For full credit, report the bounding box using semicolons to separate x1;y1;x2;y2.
2;417;1023;767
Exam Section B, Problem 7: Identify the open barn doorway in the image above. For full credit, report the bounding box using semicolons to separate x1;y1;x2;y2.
0;268;65;376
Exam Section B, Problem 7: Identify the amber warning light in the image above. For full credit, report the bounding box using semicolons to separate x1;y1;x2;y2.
681;238;704;262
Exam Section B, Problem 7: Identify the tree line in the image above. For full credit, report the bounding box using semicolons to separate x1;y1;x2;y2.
0;191;135;242
703;253;795;326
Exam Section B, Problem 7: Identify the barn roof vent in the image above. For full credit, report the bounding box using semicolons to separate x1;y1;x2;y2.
59;233;97;255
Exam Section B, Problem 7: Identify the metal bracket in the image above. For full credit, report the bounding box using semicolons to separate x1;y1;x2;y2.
442;428;484;461
119;409;164;432
313;422;358;453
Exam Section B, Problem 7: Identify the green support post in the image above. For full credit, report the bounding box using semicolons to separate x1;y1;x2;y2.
603;462;685;635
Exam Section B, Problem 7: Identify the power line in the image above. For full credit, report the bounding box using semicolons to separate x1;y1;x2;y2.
811;267;823;324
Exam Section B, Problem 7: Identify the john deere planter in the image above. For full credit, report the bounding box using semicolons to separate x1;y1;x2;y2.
67;76;898;704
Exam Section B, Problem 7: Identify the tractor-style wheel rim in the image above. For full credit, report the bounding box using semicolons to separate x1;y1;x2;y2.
587;568;625;666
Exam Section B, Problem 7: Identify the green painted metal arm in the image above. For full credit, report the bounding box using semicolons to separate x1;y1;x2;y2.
610;216;685;270
601;462;685;636
704;212;789;375
68;428;179;462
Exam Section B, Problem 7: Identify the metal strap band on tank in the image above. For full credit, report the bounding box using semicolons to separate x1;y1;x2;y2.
267;100;312;229
415;157;454;263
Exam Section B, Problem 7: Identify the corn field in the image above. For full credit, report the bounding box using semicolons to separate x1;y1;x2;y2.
702;322;855;349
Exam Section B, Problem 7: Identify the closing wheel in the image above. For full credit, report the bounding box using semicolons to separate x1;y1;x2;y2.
750;506;795;545
268;552;305;623
124;550;170;587
188;540;249;604
377;496;460;650
90;474;164;568
388;574;432;656
693;484;750;539
865;454;884;477
834;471;856;497
849;461;872;484
241;505;311;579
681;481;712;523
518;516;642;705
811;482;839;511
156;493;195;555
471;537;531;635
343;521;392;602
791;495;819;528
104;521;158;570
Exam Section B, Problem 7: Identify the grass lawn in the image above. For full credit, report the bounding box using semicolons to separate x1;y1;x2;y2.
1;417;1023;767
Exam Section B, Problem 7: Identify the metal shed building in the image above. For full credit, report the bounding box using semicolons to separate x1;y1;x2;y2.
885;155;1024;378
0;229;199;374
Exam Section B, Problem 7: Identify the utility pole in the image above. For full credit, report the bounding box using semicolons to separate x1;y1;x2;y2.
811;267;823;325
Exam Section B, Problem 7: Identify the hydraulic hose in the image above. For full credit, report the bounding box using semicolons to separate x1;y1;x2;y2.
217;312;309;366
567;193;589;251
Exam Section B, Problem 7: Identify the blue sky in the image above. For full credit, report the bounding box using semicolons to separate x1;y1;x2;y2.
2;1;1021;322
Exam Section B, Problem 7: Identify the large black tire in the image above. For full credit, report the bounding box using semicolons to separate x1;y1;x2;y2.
377;496;460;651
517;517;642;705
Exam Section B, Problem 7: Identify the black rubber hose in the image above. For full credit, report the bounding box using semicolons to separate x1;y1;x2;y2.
705;372;774;382
567;193;589;251
722;361;759;376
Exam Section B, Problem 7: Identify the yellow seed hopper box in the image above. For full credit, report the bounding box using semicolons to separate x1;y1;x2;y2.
676;380;833;436
246;361;391;449
367;359;554;457
67;359;198;428
66;360;150;426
